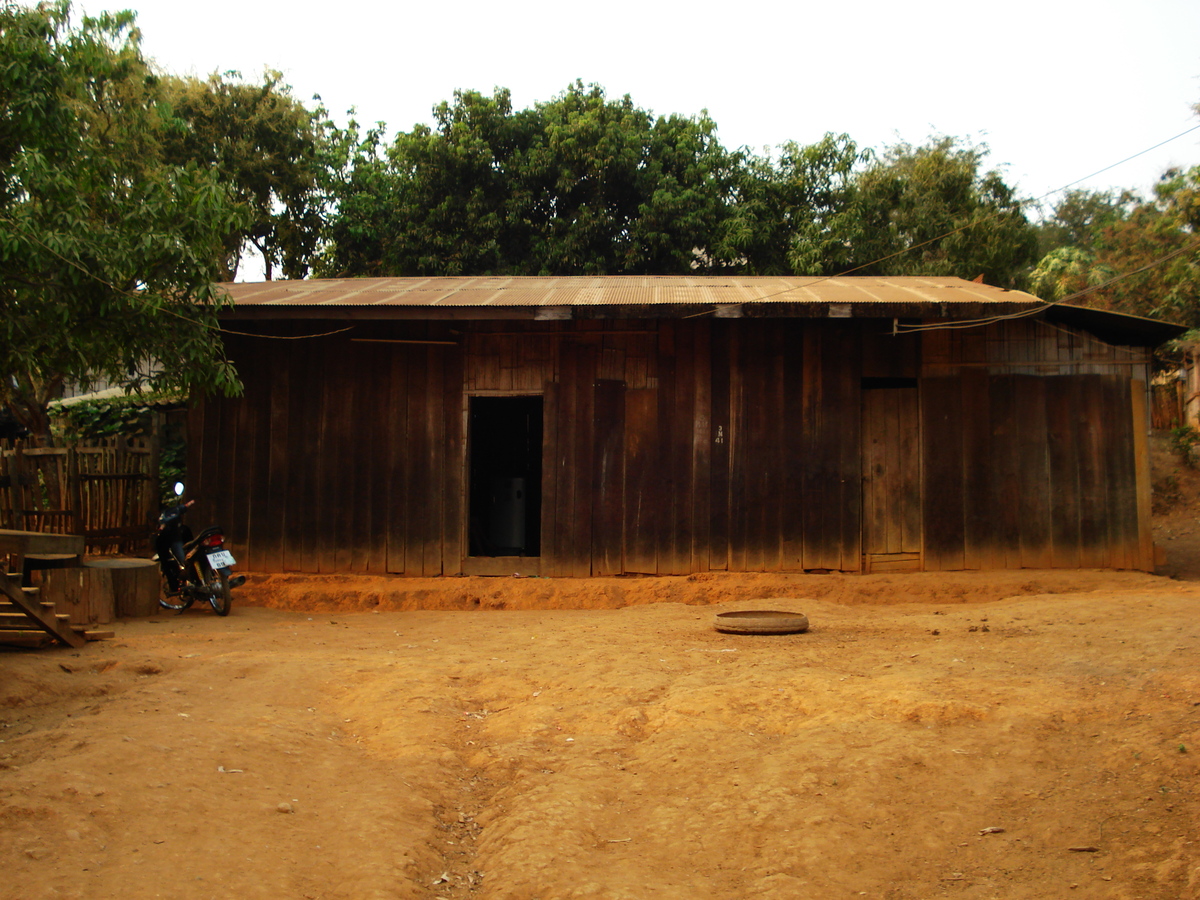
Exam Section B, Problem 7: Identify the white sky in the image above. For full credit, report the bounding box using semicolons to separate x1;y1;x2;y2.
89;0;1200;215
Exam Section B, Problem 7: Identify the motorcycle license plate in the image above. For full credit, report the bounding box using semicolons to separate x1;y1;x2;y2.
207;550;235;569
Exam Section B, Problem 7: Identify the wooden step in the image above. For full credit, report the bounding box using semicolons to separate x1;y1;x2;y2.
0;575;84;648
0;630;56;648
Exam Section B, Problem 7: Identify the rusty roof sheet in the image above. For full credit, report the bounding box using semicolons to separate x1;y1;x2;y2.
219;275;1042;309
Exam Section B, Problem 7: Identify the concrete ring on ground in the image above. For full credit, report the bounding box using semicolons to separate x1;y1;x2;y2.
713;608;810;635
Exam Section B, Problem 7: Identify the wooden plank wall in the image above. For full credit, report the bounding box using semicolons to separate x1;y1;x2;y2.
920;374;1146;571
195;316;1149;576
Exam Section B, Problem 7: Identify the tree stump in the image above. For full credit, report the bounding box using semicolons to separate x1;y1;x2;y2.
83;558;160;618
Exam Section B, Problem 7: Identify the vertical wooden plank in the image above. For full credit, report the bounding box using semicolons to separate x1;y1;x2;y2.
656;324;681;575
1015;377;1053;568
834;322;863;571
335;343;363;572
348;345;381;574
1106;376;1139;570
256;341;288;572
363;345;391;573
321;343;351;574
897;387;922;553
403;348;432;573
383;348;409;574
539;380;561;574
1077;376;1110;568
762;324;787;571
861;390;888;555
1046;377;1082;569
279;340;308;571
737;324;765;572
708;322;731;570
802;323;862;571
245;345;275;570
727;325;750;572
960;374;998;571
690;319;712;573
227;337;256;568
422;347;446;575
960;371;993;570
989;376;1022;569
780;322;805;570
670;322;697;575
569;344;597;576
554;346;580;576
442;343;466;575
920;377;965;570
800;326;830;569
591;380;625;576
1130;379;1154;571
623;388;659;574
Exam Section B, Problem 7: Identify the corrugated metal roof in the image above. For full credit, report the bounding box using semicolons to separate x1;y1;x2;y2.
219;275;1041;309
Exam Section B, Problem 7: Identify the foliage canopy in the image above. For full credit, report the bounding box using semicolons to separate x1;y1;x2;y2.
0;1;245;441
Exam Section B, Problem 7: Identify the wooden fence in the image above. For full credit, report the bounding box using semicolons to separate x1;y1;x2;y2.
0;438;160;554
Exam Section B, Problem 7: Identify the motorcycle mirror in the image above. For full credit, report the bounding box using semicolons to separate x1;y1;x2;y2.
173;482;185;497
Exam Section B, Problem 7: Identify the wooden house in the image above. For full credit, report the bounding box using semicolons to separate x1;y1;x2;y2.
196;275;1182;577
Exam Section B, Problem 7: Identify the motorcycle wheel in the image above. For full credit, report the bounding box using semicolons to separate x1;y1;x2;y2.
201;559;232;616
157;568;192;612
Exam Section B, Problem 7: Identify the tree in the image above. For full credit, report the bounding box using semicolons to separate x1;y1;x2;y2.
0;2;245;442
711;133;868;275
318;82;736;277
1027;166;1200;324
837;137;1039;288
161;70;331;280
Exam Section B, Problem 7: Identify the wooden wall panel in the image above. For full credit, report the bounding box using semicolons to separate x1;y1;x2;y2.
862;387;921;557
197;320;1151;578
989;376;1021;568
539;380;561;575
258;346;289;573
690;320;712;573
920;377;965;571
1045;377;1082;569
1015;377;1053;569
442;345;466;575
623;388;660;574
780;323;806;569
800;323;862;570
384;347;409;574
707;323;731;570
670;323;697;575
591;380;625;576
421;347;447;575
1077;377;1110;568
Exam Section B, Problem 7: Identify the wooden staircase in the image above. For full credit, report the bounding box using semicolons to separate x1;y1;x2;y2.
0;572;116;646
0;530;113;648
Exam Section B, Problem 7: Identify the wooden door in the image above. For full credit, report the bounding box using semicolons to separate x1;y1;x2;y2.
862;386;922;572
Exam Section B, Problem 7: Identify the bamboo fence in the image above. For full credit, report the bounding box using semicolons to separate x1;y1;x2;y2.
0;437;160;554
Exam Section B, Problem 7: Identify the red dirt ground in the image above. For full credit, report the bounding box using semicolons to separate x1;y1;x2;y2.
4;436;1200;899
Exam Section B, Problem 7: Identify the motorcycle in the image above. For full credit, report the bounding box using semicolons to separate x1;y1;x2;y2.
155;483;244;615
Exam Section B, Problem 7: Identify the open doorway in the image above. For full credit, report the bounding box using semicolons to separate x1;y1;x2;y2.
468;396;543;557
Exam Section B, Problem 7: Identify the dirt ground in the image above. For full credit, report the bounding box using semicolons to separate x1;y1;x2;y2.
5;439;1200;899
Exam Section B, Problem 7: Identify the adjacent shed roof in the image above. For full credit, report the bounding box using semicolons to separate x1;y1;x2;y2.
220;275;1038;309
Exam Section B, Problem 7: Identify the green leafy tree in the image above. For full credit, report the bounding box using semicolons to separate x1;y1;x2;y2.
712;133;868;275
318;82;736;277
161;70;331;280
1033;188;1139;258
0;2;245;442
1027;164;1200;323
836;137;1039;288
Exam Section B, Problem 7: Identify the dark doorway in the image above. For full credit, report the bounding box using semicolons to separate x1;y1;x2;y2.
468;396;543;557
